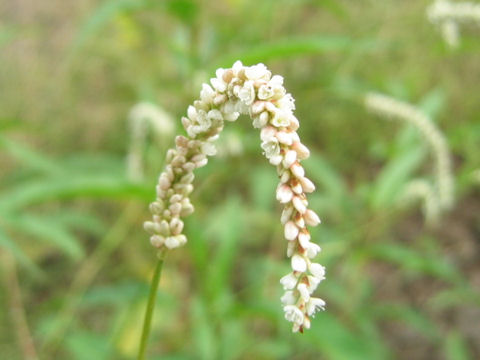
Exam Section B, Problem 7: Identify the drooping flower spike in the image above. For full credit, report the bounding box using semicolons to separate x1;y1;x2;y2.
144;61;325;332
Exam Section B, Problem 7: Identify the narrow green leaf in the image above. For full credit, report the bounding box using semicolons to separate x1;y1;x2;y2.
444;331;472;360
371;147;425;209
5;215;84;260
0;135;62;174
0;176;152;212
0;227;42;275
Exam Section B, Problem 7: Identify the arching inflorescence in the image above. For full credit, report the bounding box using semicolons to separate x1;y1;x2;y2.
144;61;325;332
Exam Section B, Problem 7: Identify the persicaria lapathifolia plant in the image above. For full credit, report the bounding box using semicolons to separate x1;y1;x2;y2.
143;61;325;338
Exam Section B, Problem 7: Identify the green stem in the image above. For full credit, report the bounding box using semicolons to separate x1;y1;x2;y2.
137;249;167;360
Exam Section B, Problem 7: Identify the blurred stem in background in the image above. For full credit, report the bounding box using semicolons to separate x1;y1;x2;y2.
137;248;167;360
1;252;39;360
40;202;143;357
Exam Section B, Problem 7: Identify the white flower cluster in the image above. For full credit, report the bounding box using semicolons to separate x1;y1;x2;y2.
144;61;325;332
427;0;480;48
365;92;454;223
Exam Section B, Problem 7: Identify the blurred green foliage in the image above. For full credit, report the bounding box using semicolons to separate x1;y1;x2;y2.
1;0;480;359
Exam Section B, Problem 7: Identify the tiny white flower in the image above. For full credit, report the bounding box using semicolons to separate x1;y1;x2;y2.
165;236;181;249
271;110;291;128
200;83;215;103
150;235;165;247
281;291;297;305
304;209;321;226
298;231;311;248
283;305;304;325
307;275;321;292
245;63;271;81
306;297;326;316
292;141;310;160
276;184;293;204
309;262;326;280
238;80;256;106
210;77;227;93
306;242;321;258
291;163;305;178
276;131;294;146
261;139;280;160
280;205;294;224
299;176;315;193
280;272;298;290
277;93;295;112
258;84;275;100
201;142;217;156
292;196;307;214
284;221;299;241
283;150;297;168
297;283;311;302
291;254;307;272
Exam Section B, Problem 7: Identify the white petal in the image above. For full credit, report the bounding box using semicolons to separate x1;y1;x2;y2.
304;209;321;226
291;163;305;178
306;297;326;316
291;254;307;272
284;221;299;241
292;196;307;214
280;291;297;305
309;263;326;279
280;272;298;290
297;283;311;302
299;176;315;193
276;185;293;204
298;231;311;248
283;150;297;168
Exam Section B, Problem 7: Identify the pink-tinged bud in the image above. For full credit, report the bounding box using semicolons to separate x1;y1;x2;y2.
298;230;311;248
213;94;227;106
169;202;182;216
166;149;176;163
150;235;165;248
183;162;196;172
170;194;182;203
299;176;315;193
290;162;305;178
280;170;290;184
276;131;293;145
158;220;170;236
181;117;191;130
276;184;293;203
180;173;194;184
195;158;208;168
288;115;300;131
281;206;294;224
284;221;299;241
176;135;189;148
260;126;276;142
158;174;171;190
283;150;297;168
222;69;233;83
292;196;307;214
292;254;307;272
180;203;194;216
291;179;303;194
292;141;310;160
144;221;161;234
304;209;321;226
170;217;184;235
294;212;305;228
251;100;266;115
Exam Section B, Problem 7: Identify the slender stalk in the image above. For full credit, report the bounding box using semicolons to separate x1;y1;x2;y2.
137;249;167;360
